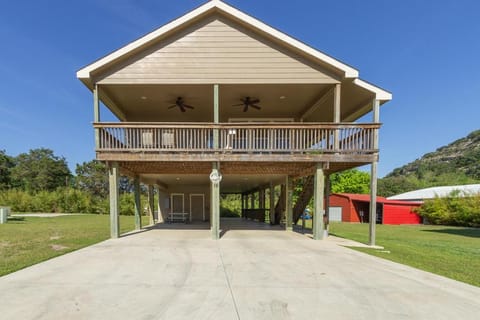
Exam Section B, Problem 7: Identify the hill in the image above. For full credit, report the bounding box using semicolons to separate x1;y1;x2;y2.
378;130;480;197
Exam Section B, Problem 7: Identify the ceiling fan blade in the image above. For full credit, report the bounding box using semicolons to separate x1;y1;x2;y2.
232;103;245;107
251;99;260;104
251;104;261;110
180;105;186;112
183;104;194;109
243;105;248;112
168;105;177;109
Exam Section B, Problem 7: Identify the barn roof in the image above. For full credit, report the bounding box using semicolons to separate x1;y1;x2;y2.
387;184;480;201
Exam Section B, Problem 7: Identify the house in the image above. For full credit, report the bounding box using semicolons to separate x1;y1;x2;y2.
76;0;392;243
329;194;422;225
387;184;480;202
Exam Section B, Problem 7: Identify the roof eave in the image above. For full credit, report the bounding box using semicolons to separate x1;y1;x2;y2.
76;0;359;83
353;79;392;101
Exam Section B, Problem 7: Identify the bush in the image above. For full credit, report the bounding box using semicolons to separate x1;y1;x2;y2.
0;188;141;215
416;192;480;227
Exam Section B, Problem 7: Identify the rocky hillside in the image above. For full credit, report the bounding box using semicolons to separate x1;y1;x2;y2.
378;130;480;197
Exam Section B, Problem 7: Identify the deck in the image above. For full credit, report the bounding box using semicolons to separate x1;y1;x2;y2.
94;122;379;165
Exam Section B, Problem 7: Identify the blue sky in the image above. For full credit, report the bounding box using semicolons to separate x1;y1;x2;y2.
1;0;479;177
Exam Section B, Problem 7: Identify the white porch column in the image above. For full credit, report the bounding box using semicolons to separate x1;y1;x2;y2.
269;183;275;225
93;84;100;149
285;176;293;231
313;164;325;240
369;99;380;246
210;162;221;239
108;162;120;239
213;84;219;149
333;83;341;151
134;176;142;230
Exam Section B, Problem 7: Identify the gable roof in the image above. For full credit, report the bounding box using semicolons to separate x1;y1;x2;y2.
76;0;391;101
387;184;480;201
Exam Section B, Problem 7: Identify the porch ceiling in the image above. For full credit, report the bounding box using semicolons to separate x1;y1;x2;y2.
99;82;375;123
117;160;366;193
140;173;285;193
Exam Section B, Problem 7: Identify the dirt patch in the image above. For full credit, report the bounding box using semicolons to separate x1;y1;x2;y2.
50;236;61;240
50;244;69;251
0;241;10;248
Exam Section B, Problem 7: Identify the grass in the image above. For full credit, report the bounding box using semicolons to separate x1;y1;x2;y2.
326;222;480;287
0;214;150;277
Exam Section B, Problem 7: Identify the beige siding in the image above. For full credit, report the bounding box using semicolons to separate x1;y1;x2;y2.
97;18;337;84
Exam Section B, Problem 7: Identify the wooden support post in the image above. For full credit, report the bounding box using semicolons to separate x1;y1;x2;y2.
93;84;100;149
134;176;142;230
269;183;275;225
250;193;255;209
148;185;154;225
285;176;293;231
210;162;221;239
369;99;380;246
213;84;219;149
259;189;265;208
333;83;341;151
369;162;378;245
108;162;120;239
325;174;331;233
241;194;244;218
156;188;165;223
313;164;325;240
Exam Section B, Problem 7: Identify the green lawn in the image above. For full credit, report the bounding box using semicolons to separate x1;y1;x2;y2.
326;222;480;287
0;214;149;277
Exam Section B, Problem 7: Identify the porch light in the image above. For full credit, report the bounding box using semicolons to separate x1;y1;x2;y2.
140;96;147;100
279;96;286;99
209;169;222;184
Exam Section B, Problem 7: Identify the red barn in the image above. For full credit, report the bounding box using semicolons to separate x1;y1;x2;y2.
329;193;422;224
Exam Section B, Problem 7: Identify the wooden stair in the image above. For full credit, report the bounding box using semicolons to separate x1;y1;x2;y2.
293;175;314;225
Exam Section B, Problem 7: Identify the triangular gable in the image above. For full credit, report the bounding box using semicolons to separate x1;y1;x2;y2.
95;16;340;85
77;0;391;101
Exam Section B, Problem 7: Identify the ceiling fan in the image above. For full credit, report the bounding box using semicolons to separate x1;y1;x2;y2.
233;96;261;112
168;97;195;112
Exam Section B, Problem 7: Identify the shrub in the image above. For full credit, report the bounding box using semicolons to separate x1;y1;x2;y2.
416;192;480;227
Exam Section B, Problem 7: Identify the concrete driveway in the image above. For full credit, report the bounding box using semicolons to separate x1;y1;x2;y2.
1;219;479;320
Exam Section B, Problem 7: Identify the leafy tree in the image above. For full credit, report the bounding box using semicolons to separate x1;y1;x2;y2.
75;160;109;198
75;160;135;197
0;150;14;189
10;148;71;192
330;169;370;194
377;176;421;197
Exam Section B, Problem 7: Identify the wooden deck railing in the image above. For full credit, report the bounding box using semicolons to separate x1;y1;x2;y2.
93;122;380;155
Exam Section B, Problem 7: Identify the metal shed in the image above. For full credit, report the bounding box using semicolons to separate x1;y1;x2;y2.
329;193;422;225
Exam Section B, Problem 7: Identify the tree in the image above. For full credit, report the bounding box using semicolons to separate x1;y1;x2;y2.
10;148;71;192
330;169;370;194
0;150;14;189
377;175;422;197
75;160;135;198
75;160;109;198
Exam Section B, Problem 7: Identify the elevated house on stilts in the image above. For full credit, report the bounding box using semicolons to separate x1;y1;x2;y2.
77;0;391;243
